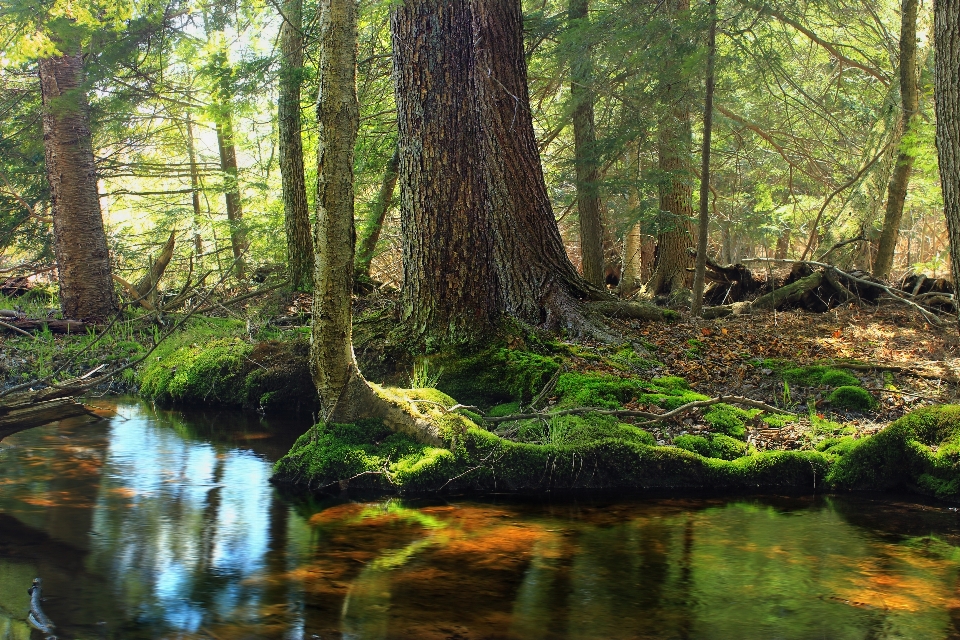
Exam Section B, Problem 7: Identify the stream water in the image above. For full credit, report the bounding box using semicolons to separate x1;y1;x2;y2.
3;398;960;639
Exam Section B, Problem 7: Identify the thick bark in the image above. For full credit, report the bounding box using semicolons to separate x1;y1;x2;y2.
935;0;960;321
311;0;363;421
39;54;117;320
647;0;696;296
471;0;600;330
393;0;501;345
691;0;717;316
568;0;604;287
278;0;314;292
356;147;400;278
874;0;920;279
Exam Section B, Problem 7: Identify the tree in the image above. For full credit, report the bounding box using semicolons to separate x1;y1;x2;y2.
873;0;920;279
39;52;117;320
356;147;400;279
691;0;717;316
278;0;313;291
568;0;604;287
935;0;960;316
392;0;501;345
647;0;696;296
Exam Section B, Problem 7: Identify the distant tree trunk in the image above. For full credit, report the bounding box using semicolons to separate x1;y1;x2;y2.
392;0;501;345
620;140;647;294
691;0;716;317
38;53;117;320
647;0;695;296
311;0;363;420
215;117;247;278
356;147;400;278
278;0;313;291
471;0;602;330
874;0;920;279
185;113;204;257
568;0;604;287
935;0;960;319
775;227;790;259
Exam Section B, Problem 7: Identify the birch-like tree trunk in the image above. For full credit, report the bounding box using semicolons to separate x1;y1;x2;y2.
39;53;117;320
278;0;314;291
874;0;920;279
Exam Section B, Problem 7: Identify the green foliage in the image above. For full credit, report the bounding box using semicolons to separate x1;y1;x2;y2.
782;365;860;388
828;386;878;411
487;402;521;417
827;406;960;499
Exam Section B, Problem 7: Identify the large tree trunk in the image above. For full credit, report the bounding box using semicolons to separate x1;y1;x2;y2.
39;54;117;321
471;0;601;330
691;0;717;317
392;0;502;346
935;0;960;322
568;0;604;287
311;0;363;420
647;0;696;296
874;0;920;279
356;147;400;279
278;0;314;292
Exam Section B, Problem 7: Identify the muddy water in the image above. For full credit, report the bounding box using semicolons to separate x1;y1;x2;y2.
3;399;960;639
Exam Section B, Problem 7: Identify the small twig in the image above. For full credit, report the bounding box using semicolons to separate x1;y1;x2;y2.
436;447;501;492
528;367;562;411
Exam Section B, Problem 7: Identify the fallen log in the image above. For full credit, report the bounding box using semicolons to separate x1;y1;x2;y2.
27;577;57;640
703;271;824;318
0;397;94;441
0;318;89;334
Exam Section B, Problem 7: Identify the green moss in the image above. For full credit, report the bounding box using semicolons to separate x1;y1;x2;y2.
488;402;522;417
782;365;860;388
139;336;252;405
674;433;748;460
674;435;714;457
828;386;878;411
827;405;960;499
702;404;754;440
762;413;798;428
436;348;561;408
554;372;644;409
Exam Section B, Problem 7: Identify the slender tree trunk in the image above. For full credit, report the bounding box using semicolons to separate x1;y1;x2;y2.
471;0;602;331
215;117;247;278
356;147;400;279
874;0;920;279
39;53;117;320
311;0;363;420
621;141;647;294
935;0;960;322
647;0;695;296
186;112;204;257
568;0;604;287
691;0;717;316
392;0;501;346
278;0;314;291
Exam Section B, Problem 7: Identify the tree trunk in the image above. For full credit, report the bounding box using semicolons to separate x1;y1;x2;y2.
874;0;920;279
278;0;314;291
471;0;601;330
311;0;363;420
691;0;717;317
186;112;205;257
356;147;400;278
568;0;604;287
215;117;247;278
647;0;696;296
935;0;960;323
392;0;502;346
39;54;117;321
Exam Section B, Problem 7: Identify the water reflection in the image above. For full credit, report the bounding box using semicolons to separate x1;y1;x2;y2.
2;399;960;638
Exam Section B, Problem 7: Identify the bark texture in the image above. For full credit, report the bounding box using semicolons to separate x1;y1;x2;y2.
935;0;960;319
393;0;501;345
39;53;117;320
311;0;362;420
647;0;695;296
691;0;717;316
874;0;920;279
356;147;400;278
215;117;247;277
278;0;314;291
568;0;604;287
472;0;599;329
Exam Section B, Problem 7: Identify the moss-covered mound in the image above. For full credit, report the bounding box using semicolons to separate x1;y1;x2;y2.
138;319;315;412
827;405;960;499
272;415;828;495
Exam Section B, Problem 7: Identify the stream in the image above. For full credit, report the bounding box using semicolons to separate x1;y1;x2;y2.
3;397;960;639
